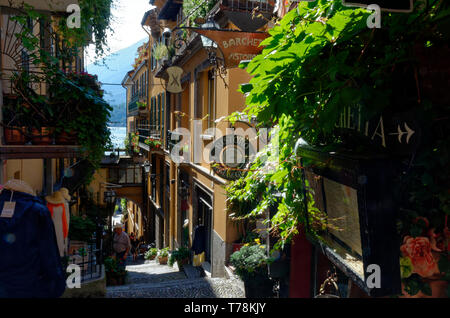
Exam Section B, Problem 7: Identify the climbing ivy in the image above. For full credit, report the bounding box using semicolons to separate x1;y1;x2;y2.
57;0;114;59
226;0;450;296
182;0;217;26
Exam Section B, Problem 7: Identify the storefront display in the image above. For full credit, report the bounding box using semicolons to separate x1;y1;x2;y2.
298;146;402;297
0;180;66;298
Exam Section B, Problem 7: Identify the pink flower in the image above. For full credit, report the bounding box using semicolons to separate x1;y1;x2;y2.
400;236;440;278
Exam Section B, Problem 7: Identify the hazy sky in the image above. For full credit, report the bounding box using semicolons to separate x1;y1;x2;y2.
85;0;153;64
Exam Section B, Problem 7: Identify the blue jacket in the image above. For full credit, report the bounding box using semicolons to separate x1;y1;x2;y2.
0;190;66;298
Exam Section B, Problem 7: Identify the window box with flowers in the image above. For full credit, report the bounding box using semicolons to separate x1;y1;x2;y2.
144;137;162;151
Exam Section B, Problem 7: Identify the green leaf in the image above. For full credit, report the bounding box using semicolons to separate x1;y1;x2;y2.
239;83;253;94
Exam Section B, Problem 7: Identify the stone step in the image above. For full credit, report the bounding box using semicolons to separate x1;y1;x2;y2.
107;277;211;292
183;264;205;279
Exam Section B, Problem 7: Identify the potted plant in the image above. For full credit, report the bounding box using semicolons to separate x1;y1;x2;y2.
31;127;54;145
130;133;140;153
152;42;169;62
158;247;169;265
152;140;162;151
145;248;158;261
104;257;127;286
55;127;78;145
229;240;274;298
233;231;259;253
3;126;27;145
168;246;191;271
137;102;147;110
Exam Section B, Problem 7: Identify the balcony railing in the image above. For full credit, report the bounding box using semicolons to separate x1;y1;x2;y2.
221;0;275;12
137;125;161;140
2;70;47;97
68;238;103;283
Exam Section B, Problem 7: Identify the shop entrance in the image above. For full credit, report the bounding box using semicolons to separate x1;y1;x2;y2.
194;185;213;263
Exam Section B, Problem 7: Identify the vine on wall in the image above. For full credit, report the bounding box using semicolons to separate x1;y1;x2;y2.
226;0;450;296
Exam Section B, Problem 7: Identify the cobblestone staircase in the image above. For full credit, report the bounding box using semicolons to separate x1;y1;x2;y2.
105;259;245;298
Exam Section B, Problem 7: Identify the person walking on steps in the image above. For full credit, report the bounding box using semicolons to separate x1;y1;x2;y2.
130;232;138;262
113;223;131;269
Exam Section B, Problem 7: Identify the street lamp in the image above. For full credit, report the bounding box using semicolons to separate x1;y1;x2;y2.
142;160;151;174
200;19;219;49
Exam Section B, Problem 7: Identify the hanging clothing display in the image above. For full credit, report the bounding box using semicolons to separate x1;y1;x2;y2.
46;191;69;257
0;185;66;298
59;188;71;256
191;225;206;267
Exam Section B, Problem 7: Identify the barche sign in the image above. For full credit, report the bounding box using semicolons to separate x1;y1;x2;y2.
192;28;269;68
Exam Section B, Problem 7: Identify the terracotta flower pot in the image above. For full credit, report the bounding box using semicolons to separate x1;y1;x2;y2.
31;127;54;145
232;243;245;253
177;258;190;271
4;127;26;145
106;272;126;286
56;131;78;145
158;256;168;265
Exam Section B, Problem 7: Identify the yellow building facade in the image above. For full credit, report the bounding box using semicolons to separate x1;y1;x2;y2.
125;0;274;277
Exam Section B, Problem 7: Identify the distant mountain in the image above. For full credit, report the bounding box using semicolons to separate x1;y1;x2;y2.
87;38;147;126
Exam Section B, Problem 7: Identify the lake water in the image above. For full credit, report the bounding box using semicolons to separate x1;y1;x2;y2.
109;126;127;149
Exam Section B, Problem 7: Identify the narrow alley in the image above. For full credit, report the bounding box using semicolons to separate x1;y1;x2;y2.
0;0;449;304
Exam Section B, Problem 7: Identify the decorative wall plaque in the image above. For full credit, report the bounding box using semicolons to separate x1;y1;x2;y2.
209;134;255;180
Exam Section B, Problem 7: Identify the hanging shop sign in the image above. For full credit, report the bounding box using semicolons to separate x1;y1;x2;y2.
209;134;255;180
166;66;184;93
342;0;414;12
193;29;269;68
298;145;402;297
335;107;421;155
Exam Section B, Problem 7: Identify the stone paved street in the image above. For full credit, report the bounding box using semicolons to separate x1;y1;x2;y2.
106;259;246;298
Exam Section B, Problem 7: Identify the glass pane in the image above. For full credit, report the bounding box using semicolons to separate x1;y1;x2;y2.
109;169;118;183
127;168;134;184
119;169;126;183
135;166;141;184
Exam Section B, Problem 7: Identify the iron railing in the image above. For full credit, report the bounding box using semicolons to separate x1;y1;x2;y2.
1;69;47;97
68;239;103;283
221;0;275;13
137;125;161;139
